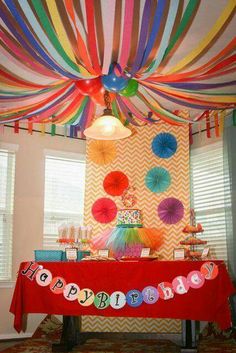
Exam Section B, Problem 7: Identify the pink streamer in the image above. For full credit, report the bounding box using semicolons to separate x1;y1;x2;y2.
120;97;149;123
84;99;95;129
119;0;134;70
0;30;61;79
0;45;59;85
0;90;57;109
102;0;116;74
31;103;65;122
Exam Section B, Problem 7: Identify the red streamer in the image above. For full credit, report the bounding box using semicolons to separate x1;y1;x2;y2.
64;0;96;75
214;112;220;137
85;0;101;74
14;121;19;133
28;118;33;134
205;111;211;138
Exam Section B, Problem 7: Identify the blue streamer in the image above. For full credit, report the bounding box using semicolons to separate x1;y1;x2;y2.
149;87;229;110
4;0;78;79
140;0;166;69
141;0;179;79
2;86;76;121
77;100;90;131
0;6;53;71
18;0;84;78
131;0;152;74
165;81;236;90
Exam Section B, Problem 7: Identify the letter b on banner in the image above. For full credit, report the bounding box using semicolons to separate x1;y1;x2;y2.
94;292;110;309
158;282;174;300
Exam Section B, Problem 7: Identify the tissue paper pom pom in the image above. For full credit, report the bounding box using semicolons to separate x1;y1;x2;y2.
145;167;171;193
158;197;184;224
88;140;116;165
92;198;117;223
103;171;129;196
152;133;177;159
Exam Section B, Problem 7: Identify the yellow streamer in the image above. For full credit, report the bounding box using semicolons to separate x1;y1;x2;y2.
154;85;236;103
40;123;45;135
219;110;226;133
45;0;76;63
167;0;236;74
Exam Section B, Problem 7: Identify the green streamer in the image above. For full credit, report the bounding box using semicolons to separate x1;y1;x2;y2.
233;109;236;126
163;0;200;59
66;97;89;125
112;100;129;126
51;123;56;136
31;0;81;74
136;92;189;123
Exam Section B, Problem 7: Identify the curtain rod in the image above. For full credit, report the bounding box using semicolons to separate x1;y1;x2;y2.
3;124;85;141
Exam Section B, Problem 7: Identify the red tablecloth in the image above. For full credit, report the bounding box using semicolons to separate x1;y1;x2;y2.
10;260;235;332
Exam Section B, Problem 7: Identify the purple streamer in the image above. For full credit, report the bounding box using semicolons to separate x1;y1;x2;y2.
164;81;236;90
1;86;76;121
116;96;142;126
140;0;166;69
0;89;54;100
69;125;74;138
0;7;53;71
131;0;152;75
3;0;78;79
77;100;90;131
148;87;232;110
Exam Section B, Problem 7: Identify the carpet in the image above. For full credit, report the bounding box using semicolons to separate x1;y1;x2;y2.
1;316;236;353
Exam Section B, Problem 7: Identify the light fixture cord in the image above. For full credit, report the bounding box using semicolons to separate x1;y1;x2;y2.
104;90;111;110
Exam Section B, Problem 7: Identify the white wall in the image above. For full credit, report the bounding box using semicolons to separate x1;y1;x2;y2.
0;126;86;337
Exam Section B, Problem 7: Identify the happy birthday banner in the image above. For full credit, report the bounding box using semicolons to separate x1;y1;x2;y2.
21;261;218;310
0;0;235;129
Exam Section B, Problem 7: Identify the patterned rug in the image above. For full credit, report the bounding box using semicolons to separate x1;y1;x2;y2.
1;316;236;353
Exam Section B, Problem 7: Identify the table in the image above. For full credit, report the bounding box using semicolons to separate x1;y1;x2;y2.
10;260;235;351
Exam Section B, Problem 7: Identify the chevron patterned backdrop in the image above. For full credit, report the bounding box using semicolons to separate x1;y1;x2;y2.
83;123;190;333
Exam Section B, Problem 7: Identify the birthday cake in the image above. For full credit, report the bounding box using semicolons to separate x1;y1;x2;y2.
117;209;143;227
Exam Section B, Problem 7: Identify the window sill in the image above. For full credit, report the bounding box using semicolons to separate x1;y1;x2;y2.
0;281;15;288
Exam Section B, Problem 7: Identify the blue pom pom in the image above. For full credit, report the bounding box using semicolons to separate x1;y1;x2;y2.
152;133;177;158
145;167;171;193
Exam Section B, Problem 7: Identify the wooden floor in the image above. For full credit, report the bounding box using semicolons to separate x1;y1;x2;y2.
0;340;24;350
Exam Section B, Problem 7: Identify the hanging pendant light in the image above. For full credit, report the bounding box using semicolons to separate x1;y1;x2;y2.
84;91;131;140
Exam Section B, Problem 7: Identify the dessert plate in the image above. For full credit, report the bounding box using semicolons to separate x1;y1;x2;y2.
120;256;158;261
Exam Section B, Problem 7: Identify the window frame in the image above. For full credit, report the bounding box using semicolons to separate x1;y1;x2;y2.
43;149;86;249
190;139;230;262
0;143;17;284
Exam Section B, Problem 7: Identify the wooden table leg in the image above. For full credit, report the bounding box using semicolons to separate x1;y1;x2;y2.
181;320;197;352
52;316;80;352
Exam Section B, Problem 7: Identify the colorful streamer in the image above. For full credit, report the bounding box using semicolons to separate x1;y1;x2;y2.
119;0;134;70
167;0;236;74
0;0;234;129
140;0;179;79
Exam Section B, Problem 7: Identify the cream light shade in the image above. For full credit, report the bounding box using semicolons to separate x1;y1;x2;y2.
84;114;131;140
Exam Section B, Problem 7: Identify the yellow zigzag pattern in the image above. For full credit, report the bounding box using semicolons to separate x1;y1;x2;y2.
82;317;181;333
83;123;189;333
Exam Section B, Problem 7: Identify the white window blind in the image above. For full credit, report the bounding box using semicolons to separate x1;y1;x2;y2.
43;153;86;248
0;149;15;281
190;140;230;261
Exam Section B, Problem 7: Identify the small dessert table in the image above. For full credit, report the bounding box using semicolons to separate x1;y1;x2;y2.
10;260;235;352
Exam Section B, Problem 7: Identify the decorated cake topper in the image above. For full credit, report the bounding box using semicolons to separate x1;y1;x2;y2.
121;186;137;208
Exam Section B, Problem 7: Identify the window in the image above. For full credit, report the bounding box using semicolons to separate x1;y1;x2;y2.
43;151;86;248
0;148;15;281
191;140;231;261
